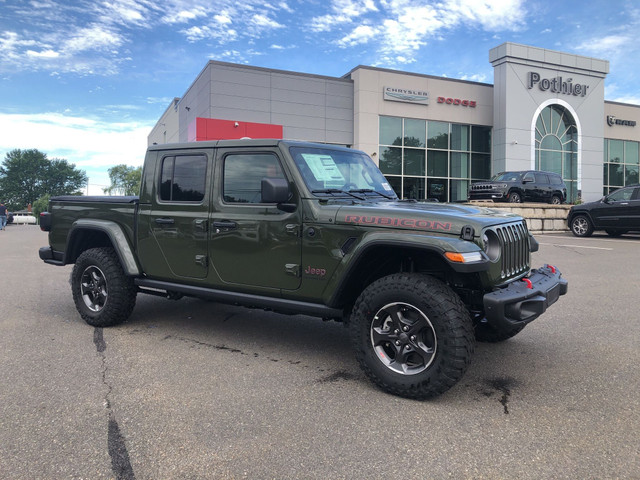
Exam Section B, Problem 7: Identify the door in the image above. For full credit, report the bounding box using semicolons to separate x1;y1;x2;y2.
534;172;552;202
209;149;302;291
146;151;211;279
592;186;636;229
521;172;535;201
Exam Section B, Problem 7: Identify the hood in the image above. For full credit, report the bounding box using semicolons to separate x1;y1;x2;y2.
334;200;522;235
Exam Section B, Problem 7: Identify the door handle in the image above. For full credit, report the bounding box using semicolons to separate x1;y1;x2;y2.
213;220;237;231
155;218;175;225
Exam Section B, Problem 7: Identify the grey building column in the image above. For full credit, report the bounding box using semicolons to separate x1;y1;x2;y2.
490;43;609;202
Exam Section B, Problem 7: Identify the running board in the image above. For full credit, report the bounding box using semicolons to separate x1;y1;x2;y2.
134;278;343;319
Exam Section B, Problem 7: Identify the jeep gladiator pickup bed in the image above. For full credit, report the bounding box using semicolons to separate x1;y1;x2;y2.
39;139;567;399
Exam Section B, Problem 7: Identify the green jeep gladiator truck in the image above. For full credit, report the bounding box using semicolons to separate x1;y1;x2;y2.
39;139;567;399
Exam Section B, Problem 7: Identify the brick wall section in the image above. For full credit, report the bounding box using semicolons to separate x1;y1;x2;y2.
467;202;571;233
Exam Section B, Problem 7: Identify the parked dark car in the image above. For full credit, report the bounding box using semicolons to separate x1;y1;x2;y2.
468;170;567;204
568;184;640;237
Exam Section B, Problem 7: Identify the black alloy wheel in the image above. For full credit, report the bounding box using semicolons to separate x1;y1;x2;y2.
508;191;522;203
349;273;474;399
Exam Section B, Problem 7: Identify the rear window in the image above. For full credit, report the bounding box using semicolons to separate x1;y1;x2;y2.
549;175;563;185
159;155;207;202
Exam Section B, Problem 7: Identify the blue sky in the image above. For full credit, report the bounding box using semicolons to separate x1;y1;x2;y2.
1;0;640;195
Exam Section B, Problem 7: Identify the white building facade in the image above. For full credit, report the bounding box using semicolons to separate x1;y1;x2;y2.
149;42;640;203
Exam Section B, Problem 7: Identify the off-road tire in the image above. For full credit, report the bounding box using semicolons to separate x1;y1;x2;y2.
570;214;593;237
71;247;137;327
349;273;474;399
474;321;526;342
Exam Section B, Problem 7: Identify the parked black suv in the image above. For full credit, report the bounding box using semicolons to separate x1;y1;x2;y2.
568;184;640;237
469;171;567;204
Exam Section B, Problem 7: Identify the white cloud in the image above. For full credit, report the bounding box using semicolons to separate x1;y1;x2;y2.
26;49;60;58
315;0;526;65
576;34;633;59
0;112;152;195
337;25;378;47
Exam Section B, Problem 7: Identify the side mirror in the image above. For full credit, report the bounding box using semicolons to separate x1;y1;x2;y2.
602;196;611;204
261;177;295;212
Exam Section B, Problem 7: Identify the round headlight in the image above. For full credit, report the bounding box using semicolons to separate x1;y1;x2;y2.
482;230;500;262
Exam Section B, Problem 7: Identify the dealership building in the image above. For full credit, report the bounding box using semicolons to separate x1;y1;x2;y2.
149;42;640;203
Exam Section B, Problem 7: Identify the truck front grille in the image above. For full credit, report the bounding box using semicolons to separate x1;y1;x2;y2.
494;221;530;279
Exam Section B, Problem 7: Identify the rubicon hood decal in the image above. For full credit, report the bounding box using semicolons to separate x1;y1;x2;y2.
344;214;452;232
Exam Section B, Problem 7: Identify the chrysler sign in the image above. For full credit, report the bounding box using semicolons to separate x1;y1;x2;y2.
383;86;429;105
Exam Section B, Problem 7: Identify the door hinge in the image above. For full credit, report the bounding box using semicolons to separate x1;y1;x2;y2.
195;255;208;267
285;263;300;277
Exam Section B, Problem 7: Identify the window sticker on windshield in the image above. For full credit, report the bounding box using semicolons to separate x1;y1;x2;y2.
381;182;393;191
301;154;345;187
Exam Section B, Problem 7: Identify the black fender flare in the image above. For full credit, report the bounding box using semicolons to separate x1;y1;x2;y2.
66;219;140;276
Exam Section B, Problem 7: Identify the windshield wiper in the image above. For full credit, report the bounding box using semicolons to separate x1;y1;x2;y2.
348;188;395;200
311;189;365;200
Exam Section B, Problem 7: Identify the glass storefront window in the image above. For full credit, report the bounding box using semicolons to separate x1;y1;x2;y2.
379;116;491;201
604;138;639;192
428;121;449;149
608;140;623;163
535;105;577;202
403;177;425;200
471;153;491;179
625;165;639;185
450;179;469;202
471;126;491;153
625;141;639;165
380;117;402;146
451;124;469;151
608;163;624;186
379;146;401;174
427;150;448;177
404;149;425;176
404;119;426;147
450;152;469;178
427;178;447;202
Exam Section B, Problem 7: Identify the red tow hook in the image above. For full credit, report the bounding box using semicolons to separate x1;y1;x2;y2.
545;264;556;273
521;278;533;289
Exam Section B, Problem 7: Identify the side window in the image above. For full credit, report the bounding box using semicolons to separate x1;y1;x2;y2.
223;153;285;203
523;172;535;182
160;155;207;202
608;187;633;202
534;173;549;183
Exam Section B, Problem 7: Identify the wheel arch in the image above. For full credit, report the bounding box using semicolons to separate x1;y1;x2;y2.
327;240;475;312
568;209;594;225
66;219;140;275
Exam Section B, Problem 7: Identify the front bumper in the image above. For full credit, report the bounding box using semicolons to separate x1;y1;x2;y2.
483;265;568;329
468;192;507;201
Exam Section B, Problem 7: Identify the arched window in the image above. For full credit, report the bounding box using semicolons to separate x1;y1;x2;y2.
535;105;578;202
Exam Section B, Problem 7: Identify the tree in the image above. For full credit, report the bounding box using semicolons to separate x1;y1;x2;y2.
0;149;87;211
103;164;142;196
32;194;51;221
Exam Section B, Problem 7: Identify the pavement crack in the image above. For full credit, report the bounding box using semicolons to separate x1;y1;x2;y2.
94;327;135;480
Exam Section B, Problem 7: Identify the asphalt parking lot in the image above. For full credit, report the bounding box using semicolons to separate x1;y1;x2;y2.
1;226;638;479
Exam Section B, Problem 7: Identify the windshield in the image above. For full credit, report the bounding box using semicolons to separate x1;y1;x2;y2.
289;146;397;199
491;172;522;182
